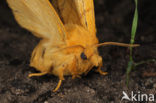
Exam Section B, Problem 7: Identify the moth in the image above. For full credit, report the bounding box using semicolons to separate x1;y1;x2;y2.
7;0;139;92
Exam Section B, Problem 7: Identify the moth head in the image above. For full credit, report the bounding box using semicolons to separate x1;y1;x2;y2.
80;45;101;68
80;42;139;66
80;46;96;60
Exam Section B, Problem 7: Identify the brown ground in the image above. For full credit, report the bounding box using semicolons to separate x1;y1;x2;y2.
0;0;156;103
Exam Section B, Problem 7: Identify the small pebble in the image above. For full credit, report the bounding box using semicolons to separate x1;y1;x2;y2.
44;101;48;103
153;83;156;88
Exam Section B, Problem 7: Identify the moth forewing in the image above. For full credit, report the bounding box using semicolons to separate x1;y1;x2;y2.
52;0;96;35
7;0;67;43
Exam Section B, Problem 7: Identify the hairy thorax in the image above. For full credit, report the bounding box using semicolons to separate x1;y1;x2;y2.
65;24;98;47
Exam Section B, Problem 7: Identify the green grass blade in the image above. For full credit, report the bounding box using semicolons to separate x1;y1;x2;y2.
130;0;138;45
126;0;138;85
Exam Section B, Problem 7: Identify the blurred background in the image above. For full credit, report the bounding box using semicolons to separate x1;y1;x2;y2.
0;0;156;103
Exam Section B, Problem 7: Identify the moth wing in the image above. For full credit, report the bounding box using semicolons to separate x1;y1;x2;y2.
52;0;96;35
7;0;66;44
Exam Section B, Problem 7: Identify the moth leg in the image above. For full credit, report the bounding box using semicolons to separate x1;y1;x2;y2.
72;75;81;79
69;56;80;79
28;72;47;78
53;80;62;92
71;56;78;79
53;67;65;92
96;61;108;75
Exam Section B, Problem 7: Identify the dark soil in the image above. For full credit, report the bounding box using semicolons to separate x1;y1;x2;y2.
0;0;156;103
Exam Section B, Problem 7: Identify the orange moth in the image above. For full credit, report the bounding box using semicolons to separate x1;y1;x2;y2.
7;0;139;91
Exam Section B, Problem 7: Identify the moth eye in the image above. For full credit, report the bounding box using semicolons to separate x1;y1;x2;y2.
80;52;87;60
